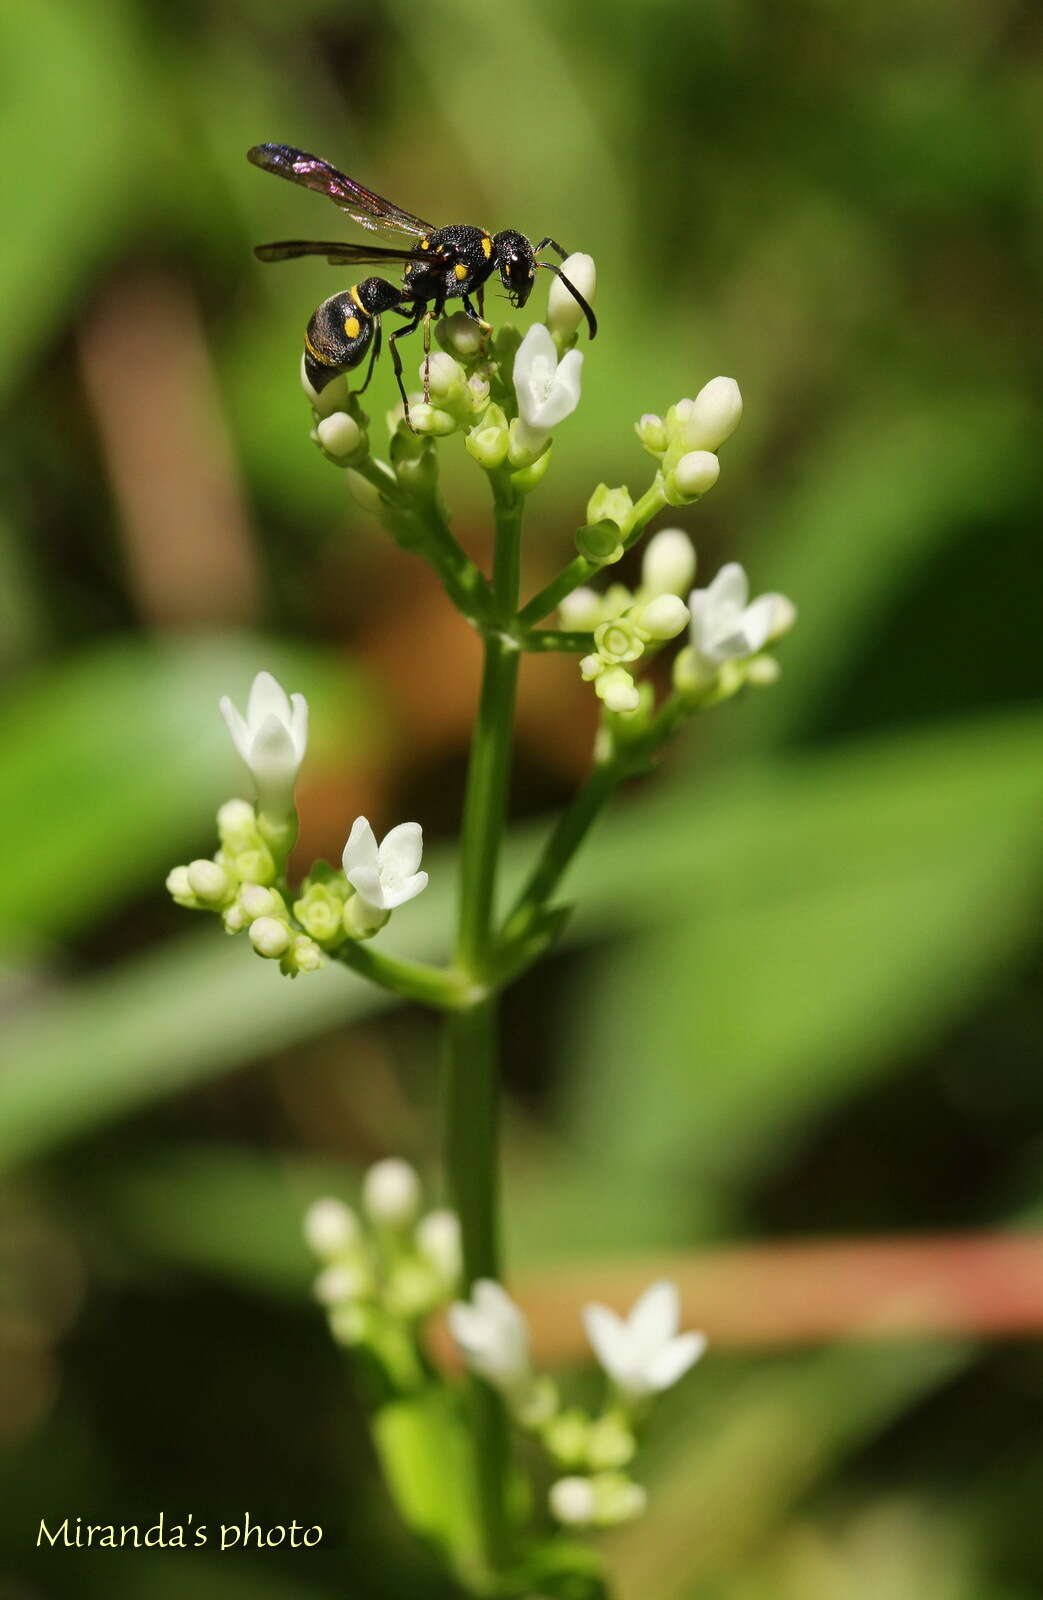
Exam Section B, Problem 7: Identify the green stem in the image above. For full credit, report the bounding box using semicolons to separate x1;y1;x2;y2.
517;481;667;626
501;755;625;944
520;628;594;653
331;940;474;1010
443;478;524;1582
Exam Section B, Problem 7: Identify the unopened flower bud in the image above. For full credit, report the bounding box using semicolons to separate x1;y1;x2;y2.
666;450;720;504
286;934;324;975
638;593;689;640
217;798;256;838
222;903;246;934
466;406;510;470
746;655;781;685
675;377;743;451
597;667;640;714
346;468;384;513
362;1158;421;1228
549;1477;597;1528
547;252;597;341
249;916;291;958
303;1197;361;1258
416;1209;462;1287
313;1262;370;1305
594;617;644;664
300;355;348;418
186;859;233;905
422;351;466;399
407;401;457;437
636;413;668;455
436;310;485;360
558;587;603;630
768;594;798;640
642;528;696;597
316;411;364;459
166;866;194;905
239;883;283;920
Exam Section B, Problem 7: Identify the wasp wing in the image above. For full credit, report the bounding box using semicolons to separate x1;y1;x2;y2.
247;145;434;239
253;238;437;267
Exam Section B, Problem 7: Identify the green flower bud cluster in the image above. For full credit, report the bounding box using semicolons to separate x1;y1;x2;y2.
167;798;420;980
568;535;692;717
304;1164;462;1388
636;376;743;507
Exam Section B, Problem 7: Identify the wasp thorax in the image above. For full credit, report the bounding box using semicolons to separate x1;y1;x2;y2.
356;277;405;315
493;230;536;307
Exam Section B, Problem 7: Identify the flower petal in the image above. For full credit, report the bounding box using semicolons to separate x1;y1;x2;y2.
289;692;309;760
533;348;583;430
627;1280;680;1353
342;817;378;877
249;714;300;815
346;864;385;909
707;562;749;616
380;870;428;911
247;670;292;733
219;696;251;762
644;1330;708;1391
378;821;423;879
737;594;779;655
583;1302;632;1385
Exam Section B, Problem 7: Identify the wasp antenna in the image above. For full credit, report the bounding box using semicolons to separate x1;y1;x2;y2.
537;262;597;339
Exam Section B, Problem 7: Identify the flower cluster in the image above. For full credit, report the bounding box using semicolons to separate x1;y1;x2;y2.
449;1277;705;1531
305;1162;462;1377
167;670;428;976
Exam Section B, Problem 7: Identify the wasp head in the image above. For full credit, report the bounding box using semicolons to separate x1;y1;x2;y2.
493;230;536;309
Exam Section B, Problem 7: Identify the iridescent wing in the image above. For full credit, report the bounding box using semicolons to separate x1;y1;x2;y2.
247;144;434;239
254;239;435;267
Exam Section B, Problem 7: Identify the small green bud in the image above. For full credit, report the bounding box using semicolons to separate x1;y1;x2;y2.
165;865;196;908
436;310;486;360
635;412;668;456
586;483;633;531
557;586;604;630
217;798;256;841
594;616;645;665
222;903;247;934
510;446;553;494
595;666;640;714
343;894;390;940
407;401;457;436
294;881;348;946
543;1409;592;1469
745;654;781;686
466;402;510;470
586;1414;636;1471
575;521;624;566
282;933;325;977
228;844;276;885
513;1375;559;1430
239;882;284;920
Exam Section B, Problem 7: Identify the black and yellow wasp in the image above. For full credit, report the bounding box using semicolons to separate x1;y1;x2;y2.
248;143;596;413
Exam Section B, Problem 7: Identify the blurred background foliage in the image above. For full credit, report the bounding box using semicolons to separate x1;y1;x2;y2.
1;0;1041;1595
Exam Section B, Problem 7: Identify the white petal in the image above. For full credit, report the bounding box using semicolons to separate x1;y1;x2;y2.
219;696;251;763
378;821;423;879
347;864;386;910
538;348;583;427
342;817;379;877
447;1302;487;1356
707;562;749;615
247;670;292;733
380;870;429;910
289;692;309;760
583;1302;632;1384
627;1280;680;1352
644;1330;708;1391
249;715;300;815
737;595;779;654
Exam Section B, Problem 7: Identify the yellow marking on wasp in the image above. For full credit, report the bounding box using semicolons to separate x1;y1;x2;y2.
454;262;468;281
304;330;330;363
420;236;430;250
343;316;361;339
481;235;492;258
349;285;369;315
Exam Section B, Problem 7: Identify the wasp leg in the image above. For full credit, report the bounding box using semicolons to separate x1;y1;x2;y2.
389;306;425;427
534;237;568;259
536;261;597;339
351;319;382;398
421;304;444;403
461;293;493;339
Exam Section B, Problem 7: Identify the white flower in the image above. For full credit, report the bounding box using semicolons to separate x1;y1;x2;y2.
642;528;697;597
583;1280;706;1402
220;671;308;821
448;1279;531;1394
689;563;795;668
547;252;597;340
342;818;428;913
362;1158;421;1228
512;323;583;456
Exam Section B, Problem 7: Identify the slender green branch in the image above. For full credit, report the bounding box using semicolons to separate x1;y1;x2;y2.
517;480;668;626
520;628;595;653
331;939;474;1010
